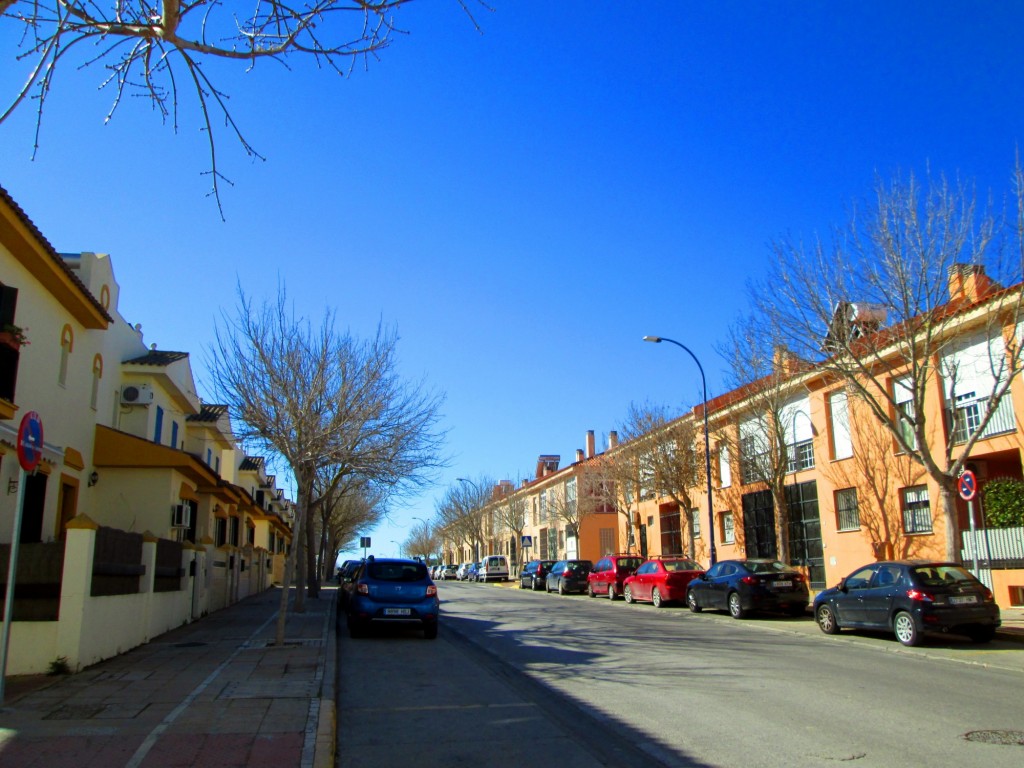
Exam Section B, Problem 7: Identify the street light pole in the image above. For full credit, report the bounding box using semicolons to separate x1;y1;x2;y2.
643;335;718;565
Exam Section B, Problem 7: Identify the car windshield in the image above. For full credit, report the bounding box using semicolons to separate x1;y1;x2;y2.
746;560;790;574
663;559;700;572
368;562;428;582
912;565;978;587
617;558;643;570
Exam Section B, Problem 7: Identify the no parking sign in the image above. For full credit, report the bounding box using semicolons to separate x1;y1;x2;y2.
17;410;44;472
958;470;978;501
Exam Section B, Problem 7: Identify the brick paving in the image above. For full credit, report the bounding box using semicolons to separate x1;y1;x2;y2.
0;586;337;768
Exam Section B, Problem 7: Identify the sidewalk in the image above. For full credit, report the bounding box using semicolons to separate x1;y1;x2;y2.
0;586;337;768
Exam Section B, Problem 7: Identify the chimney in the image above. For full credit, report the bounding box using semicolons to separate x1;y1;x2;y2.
575;449;585;463
585;430;596;459
608;431;618;450
947;263;997;304
536;455;560;478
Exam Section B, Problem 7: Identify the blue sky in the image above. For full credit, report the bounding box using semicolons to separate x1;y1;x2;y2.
3;2;1024;558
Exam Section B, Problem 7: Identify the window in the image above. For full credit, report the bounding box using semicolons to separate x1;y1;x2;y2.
90;355;103;410
689;509;701;538
215;518;227;547
229;516;240;546
721;512;735;544
835;488;860;531
902;486;932;534
565;477;577;517
599;528;615;555
829;390;853;460
58;325;73;387
739;416;769;484
942;331;1014;444
894;376;917;451
154;405;164;444
206;448;212;465
171;421;179;450
781;396;815;473
718;444;731;488
540;491;548;524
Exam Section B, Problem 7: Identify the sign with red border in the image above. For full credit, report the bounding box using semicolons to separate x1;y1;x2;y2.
958;470;978;501
17;411;43;472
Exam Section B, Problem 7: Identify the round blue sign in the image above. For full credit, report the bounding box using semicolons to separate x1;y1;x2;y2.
17;411;44;472
958;470;977;501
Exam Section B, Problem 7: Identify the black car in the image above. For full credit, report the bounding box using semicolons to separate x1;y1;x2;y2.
519;559;557;591
686;558;809;618
813;560;1001;646
545;560;594;595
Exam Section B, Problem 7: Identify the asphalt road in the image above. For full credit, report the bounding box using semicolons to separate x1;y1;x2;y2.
338;581;1024;768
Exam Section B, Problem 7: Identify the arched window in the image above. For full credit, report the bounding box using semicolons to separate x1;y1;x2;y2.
58;324;74;387
90;354;103;410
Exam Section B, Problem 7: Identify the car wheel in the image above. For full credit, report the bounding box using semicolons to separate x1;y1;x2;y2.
652;587;664;608
893;611;921;646
624;585;634;604
608;584;616;601
815;604;840;634
969;626;996;643
558;580;566;596
687;590;702;613
423;623;438;640
518;578;525;589
587;584;596;598
546;581;552;593
727;592;746;619
533;577;541;591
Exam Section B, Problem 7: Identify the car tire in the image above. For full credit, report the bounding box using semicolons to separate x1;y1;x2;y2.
893;610;921;646
587;584;596;598
423;623;438;640
652;587;664;608
624;586;634;604
608;584;616;601
518;578;525;589
728;592;746;619
815;604;840;634
533;577;541;591
687;590;702;613
969;626;996;643
558;580;566;596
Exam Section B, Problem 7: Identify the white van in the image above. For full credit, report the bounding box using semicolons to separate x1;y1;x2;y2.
478;555;509;583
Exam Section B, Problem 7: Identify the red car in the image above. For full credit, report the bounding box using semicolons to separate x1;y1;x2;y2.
624;556;704;608
587;553;644;600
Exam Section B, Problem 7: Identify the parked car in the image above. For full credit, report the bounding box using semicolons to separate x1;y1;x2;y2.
464;562;481;582
441;564;459;580
337;559;364;607
623;556;704;607
519;559;557;590
545;560;594;595
345;557;439;639
686;558;809;618
587;553;644;599
456;562;475;580
813;560;1001;646
478;555;510;583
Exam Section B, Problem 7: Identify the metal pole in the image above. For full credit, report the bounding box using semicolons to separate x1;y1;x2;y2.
0;469;28;704
643;336;717;564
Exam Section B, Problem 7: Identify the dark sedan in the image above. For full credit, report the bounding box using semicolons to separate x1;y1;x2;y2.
686;558;808;618
813;560;1001;646
545;560;593;595
519;559;557;590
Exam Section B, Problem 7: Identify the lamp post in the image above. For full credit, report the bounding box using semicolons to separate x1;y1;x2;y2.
390;540;402;558
643;335;717;565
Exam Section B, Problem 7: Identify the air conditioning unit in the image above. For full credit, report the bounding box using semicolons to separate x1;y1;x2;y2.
121;383;154;405
171;503;192;528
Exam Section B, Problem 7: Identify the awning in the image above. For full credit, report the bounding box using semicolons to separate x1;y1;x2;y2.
179;482;199;502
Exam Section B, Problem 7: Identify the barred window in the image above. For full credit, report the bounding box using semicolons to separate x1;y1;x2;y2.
902;486;932;534
835;488;860;531
721;512;735;544
689;509;701;538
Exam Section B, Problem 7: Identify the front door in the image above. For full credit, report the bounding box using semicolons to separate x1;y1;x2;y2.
786;480;826;588
742;490;776;558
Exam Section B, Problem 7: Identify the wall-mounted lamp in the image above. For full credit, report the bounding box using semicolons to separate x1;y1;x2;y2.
87;471;99;487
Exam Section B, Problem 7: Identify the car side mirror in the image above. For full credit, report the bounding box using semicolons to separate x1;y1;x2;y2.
838;578;848;593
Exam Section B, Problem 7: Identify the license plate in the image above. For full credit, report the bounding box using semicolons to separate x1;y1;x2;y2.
384;608;411;616
774;580;792;588
949;595;977;605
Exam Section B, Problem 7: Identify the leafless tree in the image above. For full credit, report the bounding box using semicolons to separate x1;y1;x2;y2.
207;285;445;643
403;518;439;562
488;480;527;572
717;316;814;564
753;168;1024;561
585;450;641;556
314;475;385;581
434;477;491;563
1;0;484;214
618;402;700;558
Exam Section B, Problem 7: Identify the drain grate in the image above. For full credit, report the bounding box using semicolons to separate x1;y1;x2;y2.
963;730;1024;745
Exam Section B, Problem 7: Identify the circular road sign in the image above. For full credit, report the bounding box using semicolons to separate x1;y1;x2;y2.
17;411;44;472
958;470;978;501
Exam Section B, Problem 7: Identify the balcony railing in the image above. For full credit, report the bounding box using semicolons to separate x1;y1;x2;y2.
949;394;1016;445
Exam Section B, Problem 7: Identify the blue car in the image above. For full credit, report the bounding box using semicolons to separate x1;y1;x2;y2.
345;557;440;639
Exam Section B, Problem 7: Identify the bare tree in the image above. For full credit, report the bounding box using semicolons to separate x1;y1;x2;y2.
1;0;484;213
434;477;491;563
585;451;641;556
753;168;1024;561
618;402;700;558
403;518;439;562
489;480;527;573
207;285;445;643
314;475;385;581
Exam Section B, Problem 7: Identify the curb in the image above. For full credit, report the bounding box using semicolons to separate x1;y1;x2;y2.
314;589;338;768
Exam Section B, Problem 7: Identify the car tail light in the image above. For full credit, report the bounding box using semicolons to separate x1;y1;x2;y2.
792;573;806;582
741;576;759;585
426;585;437;597
357;583;369;595
907;589;934;602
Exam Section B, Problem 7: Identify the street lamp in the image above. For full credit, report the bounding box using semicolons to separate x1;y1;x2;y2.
643;335;717;565
390;540;402;557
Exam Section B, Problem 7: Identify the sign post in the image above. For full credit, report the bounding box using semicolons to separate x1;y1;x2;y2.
958;470;979;574
1;411;44;704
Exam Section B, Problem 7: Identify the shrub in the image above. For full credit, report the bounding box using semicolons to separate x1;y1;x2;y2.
981;477;1024;528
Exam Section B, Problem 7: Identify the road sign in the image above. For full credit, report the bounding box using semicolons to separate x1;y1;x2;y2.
17;411;43;472
958;470;978;501
521;535;533;548
360;536;371;548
